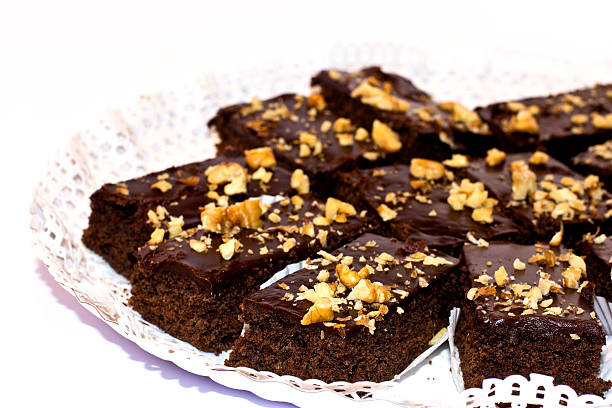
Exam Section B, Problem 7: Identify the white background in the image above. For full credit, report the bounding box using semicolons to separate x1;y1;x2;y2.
3;1;612;407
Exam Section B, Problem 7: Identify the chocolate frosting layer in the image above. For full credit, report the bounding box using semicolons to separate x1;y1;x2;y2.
97;154;292;227
136;195;372;297
463;243;604;343
345;164;523;250
209;93;393;177
245;233;459;338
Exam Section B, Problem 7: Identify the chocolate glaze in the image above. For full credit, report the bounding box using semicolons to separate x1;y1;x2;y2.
244;233;459;338
462;243;604;343
96;154;292;228
591;236;612;265
476;84;612;158
341;164;524;253
209;93;393;180
572;140;612;191
464;152;612;240
311;66;494;155
136;195;373;297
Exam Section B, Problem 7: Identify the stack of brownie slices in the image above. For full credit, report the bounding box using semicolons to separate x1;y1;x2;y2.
82;66;612;397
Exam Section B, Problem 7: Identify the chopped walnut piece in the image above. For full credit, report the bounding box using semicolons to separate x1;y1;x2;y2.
472;207;494;224
428;327;447;346
594;234;607;244
301;298;334;325
591;112;612;129
244;147;276;169
290;169;310;194
336;133;354;146
506;101;526;112
205;162;248;195
316;270;329;282
219;238;242;260
513;258;526;270
325;198;356;222
167;216;184;238
148;228;165;245
443;154;470;168
151;179;172;193
372;120;402;153
240;97;263;115
494;266;509;287
467;286;496;300
177;176;200;186
505;109;539;134
333;117;354;133
486;148;506;167
510;160;537;201
538;277;561;296
350;80;411;112
529;151;549;165
410;158;445;180
346;279;390;303
355;127;369;142
336;264;369;289
189;239;208;253
540;298;553;308
549;228;563;247
200;199;263;234
569;333;581;340
570;114;588;125
568;254;586;276
282;238;297;252
251;167;272;183
307;93;326;110
377;204;397;222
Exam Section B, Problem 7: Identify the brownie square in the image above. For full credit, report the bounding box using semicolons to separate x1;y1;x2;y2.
311;66;495;158
572;139;612;191
464;150;612;245
82;148;294;278
209;93;404;194
579;234;612;301
457;242;610;396
130;195;375;354
476;83;612;161
335;159;524;256
227;233;465;383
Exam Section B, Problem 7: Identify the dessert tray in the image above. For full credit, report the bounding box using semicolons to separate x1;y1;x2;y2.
30;44;612;407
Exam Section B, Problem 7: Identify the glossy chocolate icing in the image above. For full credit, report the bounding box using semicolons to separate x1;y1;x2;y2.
99;155;292;227
244;233;459;338
344;164;523;250
136;195;372;297
463;243;603;342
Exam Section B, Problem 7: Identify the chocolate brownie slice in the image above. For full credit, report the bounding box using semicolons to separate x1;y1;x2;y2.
456;242;610;396
572;139;612;191
311;66;494;158
464;150;612;245
209;93;403;194
335;158;524;256
82;148;292;278
580;234;612;301
476;83;612;161
130;195;375;354
227;233;464;383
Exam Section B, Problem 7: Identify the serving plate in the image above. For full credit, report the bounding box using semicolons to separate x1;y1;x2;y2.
30;44;612;407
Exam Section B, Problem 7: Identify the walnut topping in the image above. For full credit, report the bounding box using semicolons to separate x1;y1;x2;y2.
569;333;581;340
251;167;272;183
189;239;209;253
244;147;276;169
594;234;607;244
486;148;506;167
494;266;509;287
176;176;200;186
350;80;411;112
325;198;356;223
467;286;496;300
336;133;354;146
447;178;498;224
504;109;539;134
307;93;326;110
591;112;612;129
355;127;369;142
333;118;354;133
513;258;526;270
529;151;549;165
290;169;310;194
336;264;370;289
570;114;588;125
549;228;563;247
200;199;263;234
472;207;493;223
347;279;391;303
506;101;525;112
423;255;452;266
568;254;586;276
439;101;484;131
443;154;470;168
301;297;334;325
151;179;172;193
219;238;242;260
282;238;297;252
240;97;263;116
377;204;397;222
510;160;537;201
372;120;402;153
410;158;445;180
562;267;581;289
148;228;165;245
167;215;184;238
316;270;330;282
205;162;248;195
428;327;448;346
590;140;612;160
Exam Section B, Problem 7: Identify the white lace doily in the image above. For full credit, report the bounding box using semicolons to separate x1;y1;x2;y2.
30;44;612;408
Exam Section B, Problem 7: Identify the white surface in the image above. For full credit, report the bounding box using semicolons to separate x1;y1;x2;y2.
3;1;612;407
